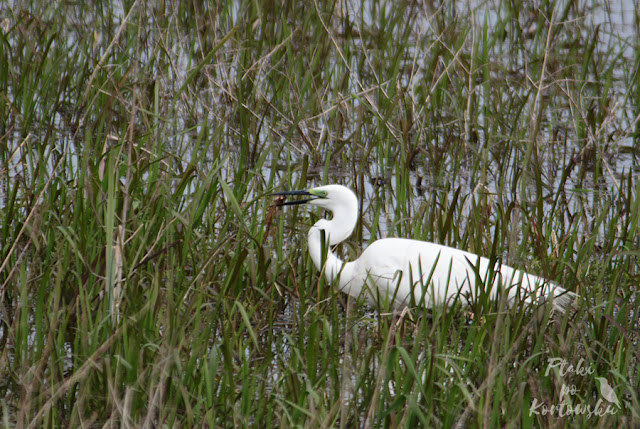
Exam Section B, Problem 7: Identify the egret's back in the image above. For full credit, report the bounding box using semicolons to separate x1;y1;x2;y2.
340;238;574;311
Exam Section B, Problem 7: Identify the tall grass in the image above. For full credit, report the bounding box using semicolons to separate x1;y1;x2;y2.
1;0;639;427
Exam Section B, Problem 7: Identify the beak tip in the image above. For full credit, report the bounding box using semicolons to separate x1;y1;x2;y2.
270;189;314;206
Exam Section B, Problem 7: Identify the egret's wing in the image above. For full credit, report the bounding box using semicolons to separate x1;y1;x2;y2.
355;239;482;308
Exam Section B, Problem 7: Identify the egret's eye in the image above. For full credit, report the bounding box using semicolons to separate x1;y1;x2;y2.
310;189;328;198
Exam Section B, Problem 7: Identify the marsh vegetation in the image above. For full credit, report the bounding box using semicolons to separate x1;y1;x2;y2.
1;0;639;427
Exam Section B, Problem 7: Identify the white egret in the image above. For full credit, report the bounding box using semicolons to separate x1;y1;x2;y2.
274;184;577;312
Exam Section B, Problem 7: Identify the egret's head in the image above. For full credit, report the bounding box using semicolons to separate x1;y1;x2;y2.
273;185;359;243
272;184;357;213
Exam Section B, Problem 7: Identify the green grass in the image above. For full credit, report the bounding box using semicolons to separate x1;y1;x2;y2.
1;0;639;427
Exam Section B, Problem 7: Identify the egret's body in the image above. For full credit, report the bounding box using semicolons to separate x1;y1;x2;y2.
276;185;576;312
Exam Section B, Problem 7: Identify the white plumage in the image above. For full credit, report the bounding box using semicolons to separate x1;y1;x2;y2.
275;184;577;312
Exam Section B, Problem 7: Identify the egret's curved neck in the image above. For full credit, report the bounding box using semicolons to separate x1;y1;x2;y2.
308;226;343;283
308;202;358;284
